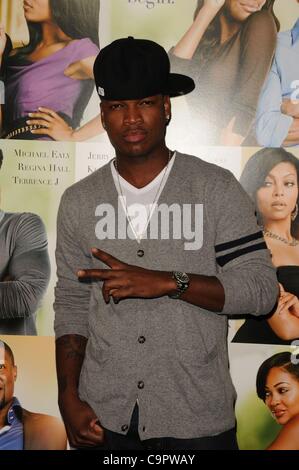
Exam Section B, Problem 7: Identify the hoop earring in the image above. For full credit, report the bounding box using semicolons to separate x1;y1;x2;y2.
291;203;298;221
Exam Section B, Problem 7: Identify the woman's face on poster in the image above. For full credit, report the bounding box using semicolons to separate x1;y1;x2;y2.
265;367;299;425
23;0;52;23
224;0;267;22
256;162;298;225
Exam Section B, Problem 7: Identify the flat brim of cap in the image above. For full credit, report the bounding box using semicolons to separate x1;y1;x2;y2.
98;72;195;100
167;73;195;97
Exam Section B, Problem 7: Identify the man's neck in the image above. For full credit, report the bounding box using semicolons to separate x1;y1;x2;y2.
115;147;171;189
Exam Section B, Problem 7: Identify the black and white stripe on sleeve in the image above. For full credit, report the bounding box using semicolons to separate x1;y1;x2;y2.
215;231;267;267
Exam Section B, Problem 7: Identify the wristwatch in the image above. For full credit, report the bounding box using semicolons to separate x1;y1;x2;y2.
169;271;190;299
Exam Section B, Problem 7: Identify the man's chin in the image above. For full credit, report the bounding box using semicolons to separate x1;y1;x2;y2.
121;148;151;159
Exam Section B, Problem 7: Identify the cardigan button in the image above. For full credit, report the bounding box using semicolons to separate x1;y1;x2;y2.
137;249;144;257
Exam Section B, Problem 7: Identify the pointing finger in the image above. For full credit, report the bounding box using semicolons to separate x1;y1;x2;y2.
91;248;125;269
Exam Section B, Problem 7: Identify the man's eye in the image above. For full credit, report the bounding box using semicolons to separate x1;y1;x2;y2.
110;104;123;110
140;100;153;106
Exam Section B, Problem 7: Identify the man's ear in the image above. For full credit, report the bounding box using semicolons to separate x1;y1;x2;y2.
13;365;17;382
164;96;171;124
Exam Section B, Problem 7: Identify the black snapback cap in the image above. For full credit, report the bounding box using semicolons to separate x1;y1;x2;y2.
93;37;195;100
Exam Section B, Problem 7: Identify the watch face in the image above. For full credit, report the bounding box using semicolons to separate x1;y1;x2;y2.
174;271;189;284
169;271;190;299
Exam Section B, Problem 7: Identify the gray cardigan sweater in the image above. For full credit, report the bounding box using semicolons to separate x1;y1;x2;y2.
0;211;50;335
54;152;278;440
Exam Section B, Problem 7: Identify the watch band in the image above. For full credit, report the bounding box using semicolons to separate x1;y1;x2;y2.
169;271;190;299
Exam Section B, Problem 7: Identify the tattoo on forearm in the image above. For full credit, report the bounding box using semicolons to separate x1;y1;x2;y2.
66;350;85;360
57;335;87;362
56;335;87;392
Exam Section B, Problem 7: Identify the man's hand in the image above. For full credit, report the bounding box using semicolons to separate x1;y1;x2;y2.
59;394;105;448
56;335;103;449
78;248;175;303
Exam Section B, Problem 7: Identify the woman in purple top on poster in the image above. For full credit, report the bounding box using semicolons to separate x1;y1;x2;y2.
0;0;102;141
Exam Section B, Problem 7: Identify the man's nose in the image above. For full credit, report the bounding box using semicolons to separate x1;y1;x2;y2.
124;105;142;125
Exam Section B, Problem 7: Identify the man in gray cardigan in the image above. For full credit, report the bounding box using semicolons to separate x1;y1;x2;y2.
54;37;278;450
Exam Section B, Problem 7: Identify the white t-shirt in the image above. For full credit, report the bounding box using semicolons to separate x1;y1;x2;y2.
111;153;176;242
